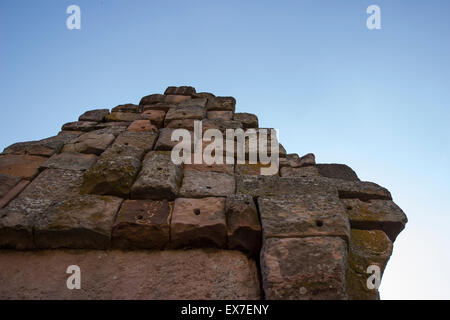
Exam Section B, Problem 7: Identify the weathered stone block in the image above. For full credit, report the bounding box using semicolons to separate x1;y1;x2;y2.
79;109;110;122
202;119;243;132
185;162;234;175
106;112;143;122
164;105;205;125
179;171;235;198
280;166;320;177
139;94;165;106
342;199;407;241
41;152;97;171
334;180;392;201
0;154;47;180
2;132;80;157
234;113;258;128
62;121;98;132
127;120;157;133
95;122;131;130
164;86;196;96
346;229;393;300
142;109;166;128
207;111;233;121
81;145;143;198
164;95;191;104
131;151;182;200
283;153;316;168
0;169;83;249
62;130;115;155
165;119;196;131
317;163;360;181
34;195;123;249
113;131;157;152
236;175;338;198
112;199;172;249
0;249;260;299
261;237;347;300
258;194;349;240
226;195;261;255
111;103;141;113
171;197;227;248
207;96;236;112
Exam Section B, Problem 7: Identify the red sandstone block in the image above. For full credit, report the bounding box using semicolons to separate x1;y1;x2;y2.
127;120;158;133
142;110;166;128
171;197;227;248
0;154;47;180
112;199;173;249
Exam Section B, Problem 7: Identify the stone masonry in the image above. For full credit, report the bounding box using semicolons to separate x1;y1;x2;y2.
0;86;407;300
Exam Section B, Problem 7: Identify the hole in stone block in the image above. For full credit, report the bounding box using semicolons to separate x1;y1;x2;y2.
346;206;352;211
315;220;324;227
136;215;144;220
193;209;201;215
206;186;211;189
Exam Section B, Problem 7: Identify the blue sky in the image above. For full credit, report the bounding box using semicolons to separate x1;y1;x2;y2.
1;0;449;299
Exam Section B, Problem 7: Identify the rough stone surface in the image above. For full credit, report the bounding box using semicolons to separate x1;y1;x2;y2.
207;96;236;112
127;120;158;133
234;113;258;128
34;195;123;249
261;237;347;300
342;199;407;241
0;154;47;180
79;109;110;122
164;104;205;125
317;164;360;181
0;249;261;300
142;110;166;128
207;111;233;120
106;112;143;122
226;195;261;255
131;151;182;200
179;170;235;198
111;104;141;113
171;197;227;248
280;166;320;177
235;162;274;176
62;121;98;132
81;144;143;198
334;180;392;201
164;86;196;96
346;229;392;300
139;94;165;106
236;176;338;198
113;131;157;152
2;132;80;157
41;152;97;171
0;169;83;249
112;200;172;249
258;195;350;240
62;130;115;155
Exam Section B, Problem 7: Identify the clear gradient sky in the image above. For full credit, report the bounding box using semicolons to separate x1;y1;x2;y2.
1;0;449;299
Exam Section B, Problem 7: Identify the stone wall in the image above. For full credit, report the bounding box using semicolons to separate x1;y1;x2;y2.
0;86;407;299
